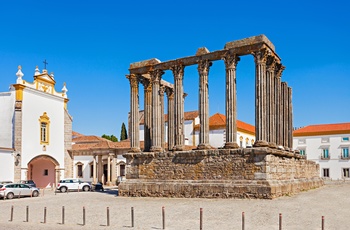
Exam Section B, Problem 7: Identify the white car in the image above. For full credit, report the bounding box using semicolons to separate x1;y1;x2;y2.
0;183;40;199
56;178;91;193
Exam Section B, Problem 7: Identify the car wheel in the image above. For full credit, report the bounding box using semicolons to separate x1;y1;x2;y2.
60;187;67;193
32;191;39;197
7;192;14;199
83;186;90;192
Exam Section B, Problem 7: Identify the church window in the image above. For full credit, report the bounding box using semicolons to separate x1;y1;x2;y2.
44;169;48;176
39;112;50;145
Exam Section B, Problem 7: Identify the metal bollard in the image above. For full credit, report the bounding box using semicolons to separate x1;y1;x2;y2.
83;206;86;226
62;206;65;224
26;206;29;222
18;191;21;199
43;207;47;224
200;208;203;230
131;207;134;228
322;216;325;230
107;207;110;226
9;205;13;222
242;212;245;230
162;206;165;229
279;213;282;230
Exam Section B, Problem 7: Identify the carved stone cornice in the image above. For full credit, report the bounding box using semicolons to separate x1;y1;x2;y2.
222;51;240;69
197;59;212;75
253;48;270;65
149;69;164;84
170;64;185;80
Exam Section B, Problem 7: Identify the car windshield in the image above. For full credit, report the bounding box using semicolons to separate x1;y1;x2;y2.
0;185;3;188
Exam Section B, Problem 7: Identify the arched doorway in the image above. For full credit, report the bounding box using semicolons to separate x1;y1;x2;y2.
28;155;59;188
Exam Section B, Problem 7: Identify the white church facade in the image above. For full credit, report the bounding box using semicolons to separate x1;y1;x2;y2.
0;66;73;188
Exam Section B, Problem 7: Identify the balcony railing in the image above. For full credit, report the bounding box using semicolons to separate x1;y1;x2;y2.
320;155;330;160
341;155;350;160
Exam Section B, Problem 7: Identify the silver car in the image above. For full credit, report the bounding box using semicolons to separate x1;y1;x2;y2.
0;183;40;199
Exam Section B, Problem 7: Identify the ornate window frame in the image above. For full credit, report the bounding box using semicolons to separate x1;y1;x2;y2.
39;112;50;145
75;162;84;178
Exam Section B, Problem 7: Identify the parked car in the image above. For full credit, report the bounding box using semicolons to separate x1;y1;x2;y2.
19;180;36;188
0;183;40;199
91;182;104;192
56;178;91;193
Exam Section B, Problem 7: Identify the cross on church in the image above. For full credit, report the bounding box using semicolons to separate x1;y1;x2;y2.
43;59;48;69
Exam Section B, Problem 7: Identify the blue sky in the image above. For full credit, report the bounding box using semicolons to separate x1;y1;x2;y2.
0;1;349;138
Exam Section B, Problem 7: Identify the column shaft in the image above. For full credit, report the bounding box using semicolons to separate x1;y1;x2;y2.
150;69;164;152
160;86;165;149
140;78;152;151
197;59;212;149
223;52;240;149
107;154;111;185
93;155;97;184
288;87;293;149
166;88;175;150
171;64;185;151
266;56;277;147
253;49;269;147
127;74;140;152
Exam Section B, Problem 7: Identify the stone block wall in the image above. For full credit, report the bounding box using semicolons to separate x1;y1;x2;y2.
119;148;323;199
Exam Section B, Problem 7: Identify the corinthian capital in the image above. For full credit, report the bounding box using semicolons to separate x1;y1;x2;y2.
275;63;286;78
170;64;185;80
197;59;212;75
127;74;139;88
165;87;174;98
139;78;152;91
149;69;164;83
222;51;240;69
253;48;270;64
266;55;277;71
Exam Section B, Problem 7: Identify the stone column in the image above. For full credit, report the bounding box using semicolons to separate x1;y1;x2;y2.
140;78;152;152
110;154;116;185
171;64;185;151
150;69;165;152
266;55;277;148
165;87;175;150
197;59;212;149
107;154;111;185
93;155;97;184
159;86;165;149
288;86;293;149
253;49;269;147
281;82;288;148
275;64;285;147
223;52;240;149
97;155;103;183
127;74;141;152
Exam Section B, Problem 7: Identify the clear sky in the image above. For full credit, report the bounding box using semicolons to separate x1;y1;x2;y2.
1;0;349;138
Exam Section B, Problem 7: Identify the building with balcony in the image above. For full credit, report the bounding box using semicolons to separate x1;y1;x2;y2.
293;123;350;180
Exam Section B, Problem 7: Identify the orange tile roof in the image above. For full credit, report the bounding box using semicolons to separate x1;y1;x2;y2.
194;113;255;135
72;135;109;143
293;122;350;136
72;131;84;137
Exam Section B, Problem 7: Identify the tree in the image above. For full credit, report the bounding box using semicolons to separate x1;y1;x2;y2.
101;134;118;142
120;122;128;141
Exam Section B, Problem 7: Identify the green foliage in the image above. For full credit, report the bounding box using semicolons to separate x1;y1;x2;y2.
101;134;118;142
120;122;128;141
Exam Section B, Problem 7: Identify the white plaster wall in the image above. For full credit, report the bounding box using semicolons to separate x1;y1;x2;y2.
73;156;93;182
294;134;350;180
184;120;194;146
0;91;15;148
0;150;14;181
139;125;144;141
21;88;65;169
209;129;225;148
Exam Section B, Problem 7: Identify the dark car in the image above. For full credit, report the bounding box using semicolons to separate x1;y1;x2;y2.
92;182;104;191
20;180;36;188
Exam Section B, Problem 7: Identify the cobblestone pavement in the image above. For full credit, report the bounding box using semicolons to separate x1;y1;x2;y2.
0;183;349;230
